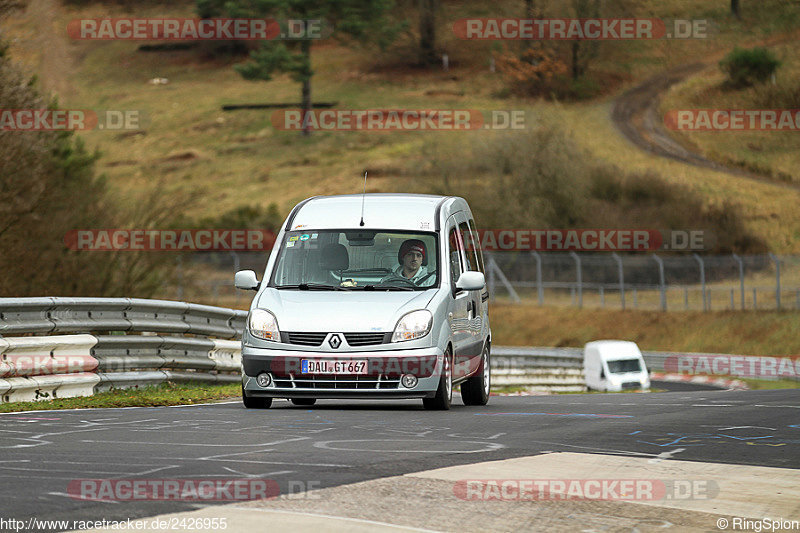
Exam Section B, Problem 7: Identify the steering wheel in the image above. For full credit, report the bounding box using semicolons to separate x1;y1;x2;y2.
382;275;418;287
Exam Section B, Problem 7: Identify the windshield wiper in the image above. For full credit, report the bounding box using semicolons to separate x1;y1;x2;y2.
362;284;416;291
274;283;347;291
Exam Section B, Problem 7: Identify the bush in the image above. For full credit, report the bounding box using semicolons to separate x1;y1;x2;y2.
397;112;766;254
494;48;569;99
0;42;186;297
719;47;781;88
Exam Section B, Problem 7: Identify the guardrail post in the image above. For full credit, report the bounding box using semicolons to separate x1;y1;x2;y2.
531;251;543;305
769;253;781;310
599;286;604;308
569;252;582;309
693;254;706;312
732;253;745;310
612;253;624;310
652;254;666;311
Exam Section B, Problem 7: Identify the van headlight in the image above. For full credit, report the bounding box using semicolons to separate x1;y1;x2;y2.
249;309;280;341
392;310;432;342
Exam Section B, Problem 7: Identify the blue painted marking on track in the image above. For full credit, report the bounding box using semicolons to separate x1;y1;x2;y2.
475;412;633;418
628;431;641;435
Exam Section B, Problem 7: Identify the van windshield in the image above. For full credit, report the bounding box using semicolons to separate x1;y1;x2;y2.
606;359;643;374
269;230;439;290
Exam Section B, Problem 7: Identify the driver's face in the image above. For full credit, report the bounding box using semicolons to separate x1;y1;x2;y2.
402;251;423;273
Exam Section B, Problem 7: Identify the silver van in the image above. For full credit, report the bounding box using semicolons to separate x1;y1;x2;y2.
235;193;491;410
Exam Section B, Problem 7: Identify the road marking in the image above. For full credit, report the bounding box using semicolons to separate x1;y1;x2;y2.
47;491;120;504
313;439;505;454
475;412;633;418
648;448;686;463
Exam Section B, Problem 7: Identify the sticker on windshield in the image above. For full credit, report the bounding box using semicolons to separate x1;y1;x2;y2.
300;234;310;241
286;241;295;247
289;236;299;242
311;233;318;239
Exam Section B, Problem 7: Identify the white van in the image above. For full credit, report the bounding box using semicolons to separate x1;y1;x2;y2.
583;340;650;392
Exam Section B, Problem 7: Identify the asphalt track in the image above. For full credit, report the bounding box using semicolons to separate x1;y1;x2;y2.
1;389;798;531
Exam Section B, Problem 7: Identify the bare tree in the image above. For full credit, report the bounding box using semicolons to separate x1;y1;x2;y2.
731;0;741;19
418;0;437;65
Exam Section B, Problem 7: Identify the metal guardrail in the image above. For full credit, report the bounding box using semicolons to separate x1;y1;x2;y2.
0;297;247;338
0;298;247;403
0;298;743;403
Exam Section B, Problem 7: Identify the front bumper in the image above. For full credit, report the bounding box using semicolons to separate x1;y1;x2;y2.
242;346;444;399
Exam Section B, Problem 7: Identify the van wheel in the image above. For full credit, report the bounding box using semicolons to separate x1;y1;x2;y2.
423;350;452;410
242;385;272;409
291;398;316;406
461;345;490;406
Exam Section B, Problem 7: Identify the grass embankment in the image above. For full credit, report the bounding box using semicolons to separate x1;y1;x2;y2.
5;0;800;253
0;382;240;413
489;304;800;355
661;38;800;185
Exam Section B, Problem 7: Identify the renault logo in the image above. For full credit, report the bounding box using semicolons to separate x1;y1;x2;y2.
329;334;342;349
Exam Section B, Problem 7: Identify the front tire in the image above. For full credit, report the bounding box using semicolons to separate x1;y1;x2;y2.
242;385;272;409
461;344;490;406
423;350;452;410
291;398;316;406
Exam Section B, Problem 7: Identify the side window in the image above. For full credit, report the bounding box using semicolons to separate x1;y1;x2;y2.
448;227;463;285
458;221;477;272
467;219;485;274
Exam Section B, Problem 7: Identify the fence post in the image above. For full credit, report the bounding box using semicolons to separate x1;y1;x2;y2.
633;288;638;308
488;258;521;303
570;252;582;309
600;286;605;308
531;251;543;305
653;254;666;311
612;252;625;310
693;254;706;312
732;253;745;310
488;257;496;301
753;288;757;309
176;255;184;300
769;253;781;310
730;289;735;310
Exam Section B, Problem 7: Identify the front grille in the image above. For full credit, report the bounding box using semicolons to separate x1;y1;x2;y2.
343;333;388;346
273;374;400;390
283;332;389;347
284;332;327;346
621;381;642;389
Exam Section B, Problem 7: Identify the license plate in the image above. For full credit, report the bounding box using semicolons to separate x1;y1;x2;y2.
301;359;368;374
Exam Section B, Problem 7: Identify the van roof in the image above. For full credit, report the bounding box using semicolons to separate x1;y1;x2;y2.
286;194;463;232
584;340;643;358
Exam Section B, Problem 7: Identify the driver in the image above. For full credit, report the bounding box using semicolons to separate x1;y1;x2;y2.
381;239;430;285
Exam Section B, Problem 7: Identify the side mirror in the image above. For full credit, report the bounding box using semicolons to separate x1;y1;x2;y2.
455;271;485;292
235;270;260;291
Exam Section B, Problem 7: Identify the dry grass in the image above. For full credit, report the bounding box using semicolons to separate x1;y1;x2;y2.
489;303;800;355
